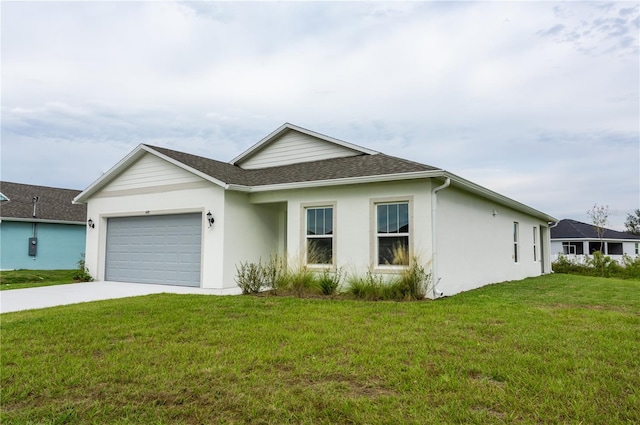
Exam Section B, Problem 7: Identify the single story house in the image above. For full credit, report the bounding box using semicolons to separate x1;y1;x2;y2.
0;181;87;270
550;219;640;263
74;123;557;297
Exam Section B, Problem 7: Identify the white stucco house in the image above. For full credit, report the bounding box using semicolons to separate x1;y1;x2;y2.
551;219;640;263
74;123;557;297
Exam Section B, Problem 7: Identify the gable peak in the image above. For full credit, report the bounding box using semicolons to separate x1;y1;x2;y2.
230;123;378;169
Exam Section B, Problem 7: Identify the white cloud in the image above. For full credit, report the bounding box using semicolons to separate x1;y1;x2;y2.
1;1;638;229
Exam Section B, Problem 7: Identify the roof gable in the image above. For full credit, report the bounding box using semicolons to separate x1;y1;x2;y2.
551;219;640;240
0;181;86;223
97;152;208;194
74;145;232;204
231;123;378;169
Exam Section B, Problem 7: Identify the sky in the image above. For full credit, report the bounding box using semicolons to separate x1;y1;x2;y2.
1;1;638;230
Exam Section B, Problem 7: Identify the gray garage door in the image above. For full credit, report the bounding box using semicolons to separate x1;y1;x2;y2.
106;213;202;287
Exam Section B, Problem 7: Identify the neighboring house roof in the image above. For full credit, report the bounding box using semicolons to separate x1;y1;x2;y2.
72;123;557;224
551;219;640;241
0;181;86;224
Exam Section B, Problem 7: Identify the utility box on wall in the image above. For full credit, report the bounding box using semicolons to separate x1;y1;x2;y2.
28;237;37;256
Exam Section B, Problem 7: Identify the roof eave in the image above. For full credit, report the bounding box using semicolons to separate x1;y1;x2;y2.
444;172;559;224
0;217;85;225
239;170;444;193
551;237;640;242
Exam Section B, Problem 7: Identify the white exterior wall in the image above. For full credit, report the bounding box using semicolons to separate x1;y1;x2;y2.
250;179;433;276
436;186;549;295
239;131;360;169
221;191;284;290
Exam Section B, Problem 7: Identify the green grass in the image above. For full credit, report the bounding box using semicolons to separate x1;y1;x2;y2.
1;274;638;424
0;269;78;291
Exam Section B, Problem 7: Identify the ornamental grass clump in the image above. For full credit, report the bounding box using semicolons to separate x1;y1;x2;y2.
346;248;432;301
394;258;432;300
317;267;343;296
346;271;386;300
262;254;288;295
285;264;318;297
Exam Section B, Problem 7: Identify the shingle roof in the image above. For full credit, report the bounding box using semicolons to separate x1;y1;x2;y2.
148;145;439;187
0;181;86;223
551;219;640;240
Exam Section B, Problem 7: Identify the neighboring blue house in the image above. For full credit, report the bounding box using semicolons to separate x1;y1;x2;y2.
0;181;87;270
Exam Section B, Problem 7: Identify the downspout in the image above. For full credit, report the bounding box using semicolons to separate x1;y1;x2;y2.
431;177;450;298
547;221;559;274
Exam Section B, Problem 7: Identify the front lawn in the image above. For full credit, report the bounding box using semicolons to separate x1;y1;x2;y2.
1;274;638;424
0;269;78;291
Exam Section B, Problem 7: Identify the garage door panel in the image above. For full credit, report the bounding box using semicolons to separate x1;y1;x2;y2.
106;213;202;287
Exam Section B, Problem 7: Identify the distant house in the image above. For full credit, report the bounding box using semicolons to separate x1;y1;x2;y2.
74;123;557;297
550;219;640;262
0;181;87;270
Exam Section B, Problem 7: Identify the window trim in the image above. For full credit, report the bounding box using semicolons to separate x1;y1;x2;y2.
301;202;336;268
562;241;584;255
371;196;413;271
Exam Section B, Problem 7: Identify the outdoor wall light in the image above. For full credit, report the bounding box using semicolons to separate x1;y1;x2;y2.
206;211;214;228
87;218;95;229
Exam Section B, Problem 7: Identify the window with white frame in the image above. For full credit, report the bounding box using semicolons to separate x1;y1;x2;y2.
513;222;519;263
636;243;639;255
533;227;538;261
305;206;333;264
376;202;410;266
562;242;583;255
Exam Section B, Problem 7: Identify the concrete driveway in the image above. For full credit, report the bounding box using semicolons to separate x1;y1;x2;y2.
0;282;228;314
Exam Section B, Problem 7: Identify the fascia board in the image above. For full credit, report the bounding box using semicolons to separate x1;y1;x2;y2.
444;171;558;223
0;217;85;225
225;184;252;192
235;171;444;193
73;145;229;204
242;170;558;223
230;122;378;166
145;147;229;189
551;237;640;242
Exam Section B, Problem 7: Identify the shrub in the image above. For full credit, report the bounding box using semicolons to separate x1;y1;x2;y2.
235;261;265;294
72;254;93;282
552;252;640;280
552;254;592;276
